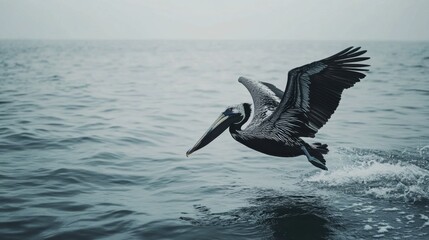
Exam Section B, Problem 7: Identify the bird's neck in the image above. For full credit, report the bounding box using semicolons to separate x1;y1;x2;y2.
229;123;242;134
229;103;252;134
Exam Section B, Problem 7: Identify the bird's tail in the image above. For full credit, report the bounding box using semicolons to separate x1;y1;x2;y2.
311;142;329;155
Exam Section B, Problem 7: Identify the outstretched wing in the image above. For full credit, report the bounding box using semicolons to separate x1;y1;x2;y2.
238;77;284;127
269;46;370;138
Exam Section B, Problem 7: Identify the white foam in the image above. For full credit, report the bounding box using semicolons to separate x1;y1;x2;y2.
383;207;399;211
419;145;429;156
353;205;376;213
306;159;429;202
377;223;394;233
364;224;373;230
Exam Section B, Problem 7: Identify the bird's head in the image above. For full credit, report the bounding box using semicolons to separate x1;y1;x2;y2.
186;103;251;157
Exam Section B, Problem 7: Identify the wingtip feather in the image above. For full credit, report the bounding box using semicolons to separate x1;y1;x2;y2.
238;76;248;83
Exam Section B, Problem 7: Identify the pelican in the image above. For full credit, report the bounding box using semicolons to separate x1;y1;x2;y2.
186;47;369;170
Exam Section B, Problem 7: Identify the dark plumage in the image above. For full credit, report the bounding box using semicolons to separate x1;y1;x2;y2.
187;47;370;170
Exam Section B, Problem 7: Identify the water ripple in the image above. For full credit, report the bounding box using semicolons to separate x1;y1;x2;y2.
1;40;429;240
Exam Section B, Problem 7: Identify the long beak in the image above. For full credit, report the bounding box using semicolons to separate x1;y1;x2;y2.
186;113;237;157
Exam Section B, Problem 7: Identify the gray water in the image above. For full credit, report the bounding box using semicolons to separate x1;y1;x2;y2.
1;40;428;239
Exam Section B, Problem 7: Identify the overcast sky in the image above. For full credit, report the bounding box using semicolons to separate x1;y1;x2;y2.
1;0;428;41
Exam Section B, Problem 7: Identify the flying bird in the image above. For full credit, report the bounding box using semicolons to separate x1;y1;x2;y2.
186;47;370;170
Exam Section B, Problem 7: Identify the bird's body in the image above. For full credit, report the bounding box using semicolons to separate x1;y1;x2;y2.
187;47;370;170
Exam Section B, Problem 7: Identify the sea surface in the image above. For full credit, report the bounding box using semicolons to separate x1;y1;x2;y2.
1;40;429;239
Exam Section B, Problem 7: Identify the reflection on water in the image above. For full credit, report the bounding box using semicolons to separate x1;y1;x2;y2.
252;195;340;240
180;192;343;240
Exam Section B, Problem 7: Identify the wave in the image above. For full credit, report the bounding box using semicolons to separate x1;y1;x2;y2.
306;148;429;203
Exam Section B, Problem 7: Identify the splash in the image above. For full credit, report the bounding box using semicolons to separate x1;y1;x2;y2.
306;151;429;202
419;145;429;157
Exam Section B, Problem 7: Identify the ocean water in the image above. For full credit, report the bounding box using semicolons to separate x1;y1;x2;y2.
0;40;428;240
